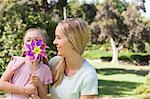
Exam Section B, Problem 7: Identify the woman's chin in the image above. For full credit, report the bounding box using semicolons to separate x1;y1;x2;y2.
57;53;61;56
57;53;65;57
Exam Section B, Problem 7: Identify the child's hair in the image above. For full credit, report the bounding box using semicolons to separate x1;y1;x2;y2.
52;18;90;86
22;28;48;65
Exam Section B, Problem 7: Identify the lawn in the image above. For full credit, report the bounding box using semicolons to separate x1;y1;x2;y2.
83;49;150;66
87;59;150;97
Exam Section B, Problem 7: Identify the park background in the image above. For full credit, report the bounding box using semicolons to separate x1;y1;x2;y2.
0;0;150;99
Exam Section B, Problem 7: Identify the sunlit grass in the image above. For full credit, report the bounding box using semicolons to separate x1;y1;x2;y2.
87;59;149;96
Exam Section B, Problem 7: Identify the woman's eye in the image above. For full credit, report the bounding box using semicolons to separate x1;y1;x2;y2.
57;37;61;40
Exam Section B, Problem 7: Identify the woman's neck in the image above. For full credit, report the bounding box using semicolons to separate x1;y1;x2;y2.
64;53;85;76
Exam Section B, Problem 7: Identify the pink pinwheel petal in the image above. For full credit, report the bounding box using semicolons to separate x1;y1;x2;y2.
40;45;47;50
37;40;42;46
30;55;35;61
31;54;38;61
40;51;47;58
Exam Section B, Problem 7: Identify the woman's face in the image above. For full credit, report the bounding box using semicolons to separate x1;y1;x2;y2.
53;27;73;57
24;31;44;51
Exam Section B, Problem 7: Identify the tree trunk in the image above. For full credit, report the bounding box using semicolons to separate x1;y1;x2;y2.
110;37;119;63
63;6;67;19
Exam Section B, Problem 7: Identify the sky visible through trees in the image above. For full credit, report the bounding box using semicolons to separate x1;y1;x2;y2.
77;0;150;18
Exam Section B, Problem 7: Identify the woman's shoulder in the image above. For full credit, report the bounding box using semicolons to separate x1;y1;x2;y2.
48;56;62;68
81;60;97;78
84;60;97;73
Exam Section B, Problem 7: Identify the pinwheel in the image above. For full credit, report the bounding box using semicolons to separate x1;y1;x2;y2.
25;39;48;62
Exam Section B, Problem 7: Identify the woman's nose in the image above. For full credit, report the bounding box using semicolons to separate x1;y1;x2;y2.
53;38;57;45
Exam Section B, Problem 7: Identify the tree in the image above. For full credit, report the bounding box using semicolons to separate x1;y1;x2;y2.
69;0;97;24
92;0;128;63
56;0;68;19
91;0;149;63
122;3;149;52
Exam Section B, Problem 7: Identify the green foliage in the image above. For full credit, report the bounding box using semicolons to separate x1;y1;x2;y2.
69;1;96;23
112;0;127;13
80;3;97;23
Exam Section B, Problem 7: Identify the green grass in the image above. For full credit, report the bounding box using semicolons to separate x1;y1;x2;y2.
83;49;150;62
83;50;112;59
87;59;150;96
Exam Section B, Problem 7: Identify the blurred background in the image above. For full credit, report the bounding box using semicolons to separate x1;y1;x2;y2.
0;0;150;98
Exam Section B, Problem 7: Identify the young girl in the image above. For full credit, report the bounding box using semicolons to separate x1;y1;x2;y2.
0;28;52;99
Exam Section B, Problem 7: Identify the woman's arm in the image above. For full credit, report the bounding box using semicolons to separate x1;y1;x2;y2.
38;84;48;98
80;95;98;99
80;72;98;99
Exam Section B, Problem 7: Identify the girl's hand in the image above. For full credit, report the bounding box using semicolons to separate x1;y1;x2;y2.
23;83;36;96
30;75;41;87
30;94;40;99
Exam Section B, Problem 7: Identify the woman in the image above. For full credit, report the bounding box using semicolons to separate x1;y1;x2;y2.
49;18;98;99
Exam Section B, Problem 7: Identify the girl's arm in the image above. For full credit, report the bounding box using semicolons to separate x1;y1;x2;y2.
0;67;36;96
0;67;24;94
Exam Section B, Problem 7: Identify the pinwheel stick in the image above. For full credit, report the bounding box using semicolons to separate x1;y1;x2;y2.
31;60;38;99
32;60;38;73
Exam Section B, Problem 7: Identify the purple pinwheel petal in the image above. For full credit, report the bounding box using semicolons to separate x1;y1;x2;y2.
37;54;42;61
25;43;32;50
31;40;36;47
27;51;34;56
37;40;42;46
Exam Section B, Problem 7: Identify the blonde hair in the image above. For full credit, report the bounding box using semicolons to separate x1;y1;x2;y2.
52;18;90;86
22;28;48;64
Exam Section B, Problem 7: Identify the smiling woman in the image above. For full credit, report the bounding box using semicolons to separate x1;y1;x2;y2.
48;18;98;99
